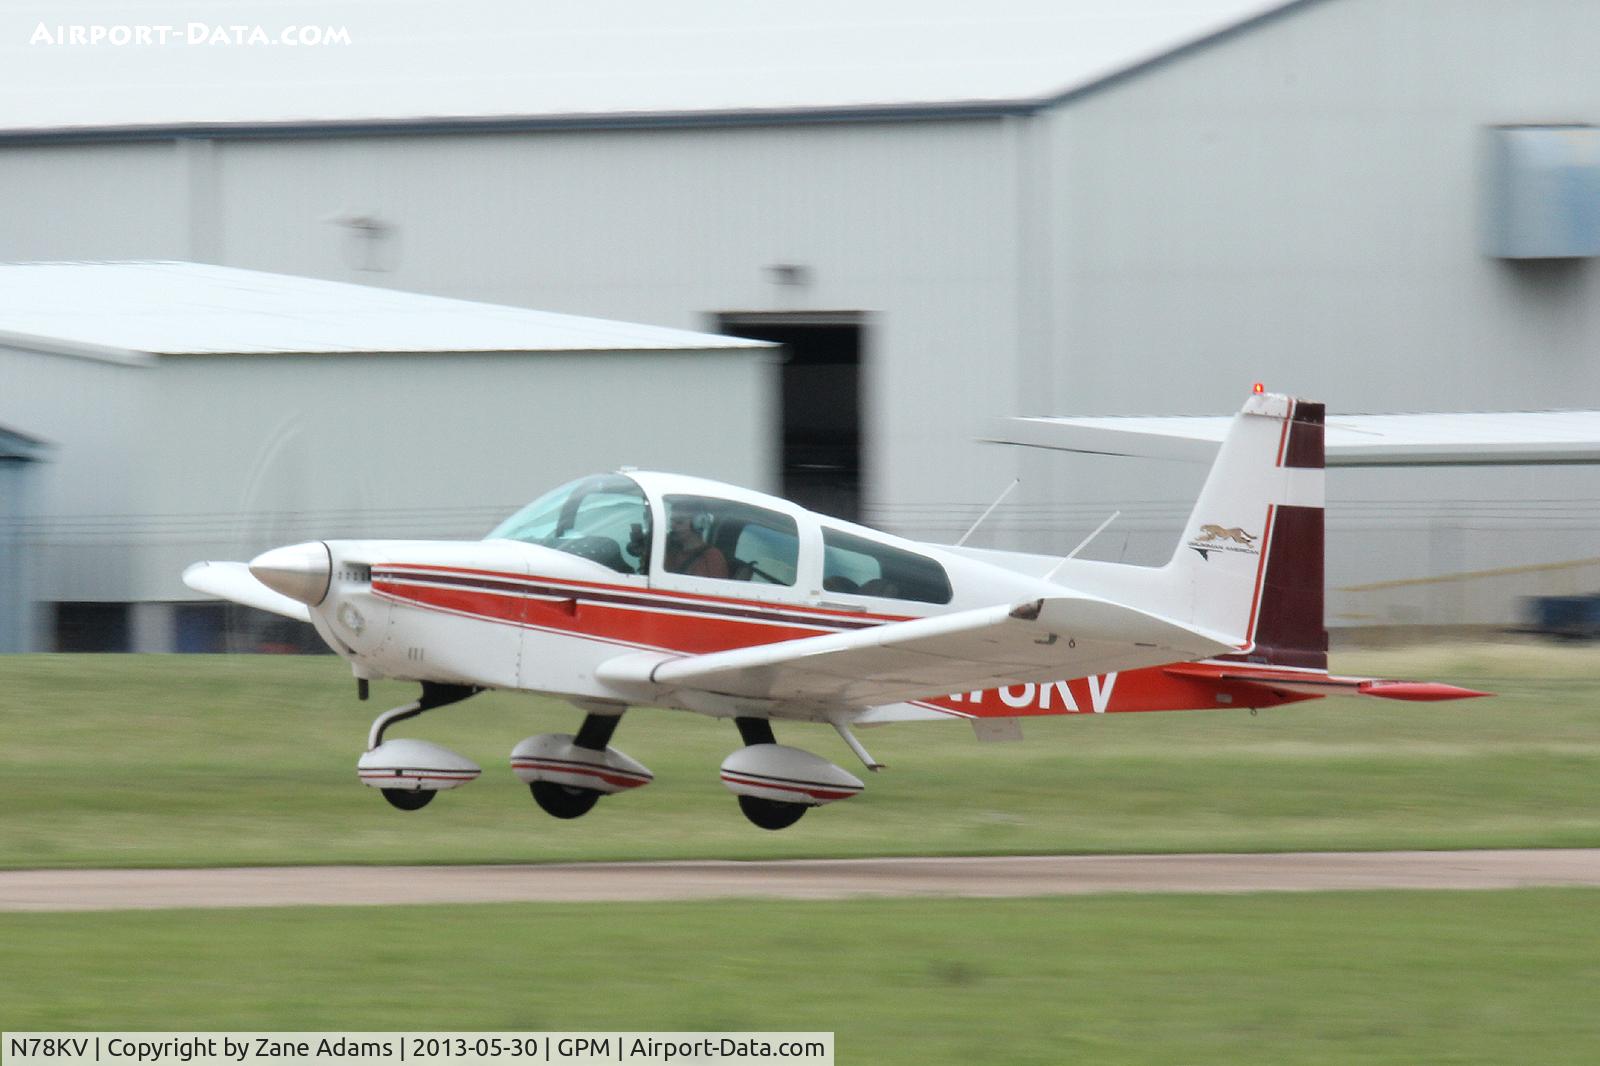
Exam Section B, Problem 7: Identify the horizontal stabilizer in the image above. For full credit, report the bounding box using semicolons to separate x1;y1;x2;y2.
612;594;1237;712
1163;663;1489;701
1356;680;1492;701
182;561;312;622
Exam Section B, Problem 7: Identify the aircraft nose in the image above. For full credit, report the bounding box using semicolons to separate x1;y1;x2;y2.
249;541;332;606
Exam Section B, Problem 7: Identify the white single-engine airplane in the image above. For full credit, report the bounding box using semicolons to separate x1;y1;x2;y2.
185;393;1485;830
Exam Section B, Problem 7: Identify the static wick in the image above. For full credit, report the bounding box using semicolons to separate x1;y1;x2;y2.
955;478;1021;547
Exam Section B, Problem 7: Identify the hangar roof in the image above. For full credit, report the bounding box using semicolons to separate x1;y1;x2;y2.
995;410;1600;466
1;0;1297;138
0;261;771;359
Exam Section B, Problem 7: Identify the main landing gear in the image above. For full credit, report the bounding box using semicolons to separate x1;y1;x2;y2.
530;781;598;819
510;710;655;820
381;788;435;812
731;719;806;830
720;717;867;831
529;714;613;819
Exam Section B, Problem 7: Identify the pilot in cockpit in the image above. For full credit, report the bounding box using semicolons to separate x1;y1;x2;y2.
664;504;730;579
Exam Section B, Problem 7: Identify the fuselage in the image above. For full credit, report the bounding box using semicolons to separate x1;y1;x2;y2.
280;470;1315;721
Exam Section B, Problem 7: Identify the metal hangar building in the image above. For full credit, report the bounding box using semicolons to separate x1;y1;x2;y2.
0;262;772;650
3;0;1599;641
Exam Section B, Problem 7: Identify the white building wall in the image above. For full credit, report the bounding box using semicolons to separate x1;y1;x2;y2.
0;142;190;261
3;1;1599;625
0;345;150;602
0;121;1028;548
210;121;1027;539
1043;0;1600;416
1029;0;1600;623
0;454;43;652
1;345;774;608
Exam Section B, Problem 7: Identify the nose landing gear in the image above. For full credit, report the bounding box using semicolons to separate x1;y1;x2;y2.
357;682;482;810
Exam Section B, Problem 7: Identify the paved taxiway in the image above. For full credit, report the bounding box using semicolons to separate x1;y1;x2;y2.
3;849;1599;911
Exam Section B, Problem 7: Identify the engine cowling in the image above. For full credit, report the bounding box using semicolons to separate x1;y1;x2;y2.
357;738;481;792
510;734;653;794
719;744;864;806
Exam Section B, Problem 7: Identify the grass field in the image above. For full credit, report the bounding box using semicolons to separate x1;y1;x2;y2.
6;890;1600;1064
5;644;1599;1062
1;642;1597;867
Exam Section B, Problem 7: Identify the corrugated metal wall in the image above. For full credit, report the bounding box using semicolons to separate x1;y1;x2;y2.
0;346;774;607
0;120;1030;548
0;447;43;652
3;0;1600;626
1032;0;1600;623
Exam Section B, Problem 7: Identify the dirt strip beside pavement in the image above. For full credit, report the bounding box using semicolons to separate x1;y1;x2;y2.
3;849;1599;912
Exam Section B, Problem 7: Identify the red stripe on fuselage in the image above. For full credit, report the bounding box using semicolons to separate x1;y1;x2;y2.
369;566;913;656
377;563;910;623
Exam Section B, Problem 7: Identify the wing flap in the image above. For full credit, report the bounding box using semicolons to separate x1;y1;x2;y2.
643;594;1236;710
182;561;312;622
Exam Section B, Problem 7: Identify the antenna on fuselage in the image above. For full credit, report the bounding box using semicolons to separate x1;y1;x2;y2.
1044;510;1122;581
954;478;1020;547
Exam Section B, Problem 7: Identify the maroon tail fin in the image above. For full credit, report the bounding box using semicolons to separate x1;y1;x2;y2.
1224;400;1328;670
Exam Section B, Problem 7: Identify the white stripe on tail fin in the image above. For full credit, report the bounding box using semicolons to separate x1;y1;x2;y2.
1049;393;1327;665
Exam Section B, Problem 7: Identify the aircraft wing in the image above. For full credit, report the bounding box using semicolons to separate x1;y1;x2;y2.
182;561;312;622
601;595;1237;712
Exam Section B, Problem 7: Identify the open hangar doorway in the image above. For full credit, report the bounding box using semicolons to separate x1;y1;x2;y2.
715;311;865;523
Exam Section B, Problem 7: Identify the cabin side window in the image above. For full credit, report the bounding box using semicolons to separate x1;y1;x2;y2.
663;495;799;586
821;527;953;604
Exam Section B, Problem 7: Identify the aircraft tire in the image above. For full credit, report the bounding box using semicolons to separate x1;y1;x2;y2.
381;788;436;811
737;795;808;830
530;781;601;819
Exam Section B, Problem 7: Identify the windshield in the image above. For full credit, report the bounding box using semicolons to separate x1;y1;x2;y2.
487;474;651;575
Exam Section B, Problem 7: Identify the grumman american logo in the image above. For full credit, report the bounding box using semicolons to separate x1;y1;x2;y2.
1187;523;1260;561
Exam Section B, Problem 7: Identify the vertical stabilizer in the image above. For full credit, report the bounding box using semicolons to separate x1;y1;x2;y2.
1169;394;1327;668
1043;393;1329;669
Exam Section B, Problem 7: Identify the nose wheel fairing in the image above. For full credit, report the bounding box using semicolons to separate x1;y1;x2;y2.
357;683;482;809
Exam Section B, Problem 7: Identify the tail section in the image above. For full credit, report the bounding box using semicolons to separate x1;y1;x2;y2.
1168;393;1327;669
1049;392;1327;668
911;392;1493;720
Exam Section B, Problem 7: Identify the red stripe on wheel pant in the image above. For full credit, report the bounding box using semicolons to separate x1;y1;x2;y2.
512;759;652;789
720;773;859;801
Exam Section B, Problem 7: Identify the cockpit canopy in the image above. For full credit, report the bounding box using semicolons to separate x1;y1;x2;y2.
487;472;952;604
